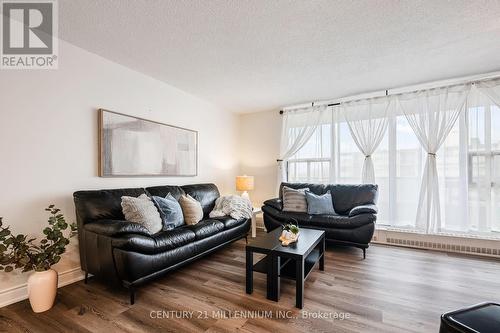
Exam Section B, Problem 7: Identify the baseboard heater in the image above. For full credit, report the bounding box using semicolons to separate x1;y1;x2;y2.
373;229;500;258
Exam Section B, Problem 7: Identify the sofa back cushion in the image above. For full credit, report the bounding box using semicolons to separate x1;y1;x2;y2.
145;185;185;200
278;182;378;216
325;184;378;215
279;182;325;199
181;183;220;218
74;188;146;226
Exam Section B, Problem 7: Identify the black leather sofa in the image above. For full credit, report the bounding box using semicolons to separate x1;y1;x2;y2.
73;183;250;304
262;182;378;258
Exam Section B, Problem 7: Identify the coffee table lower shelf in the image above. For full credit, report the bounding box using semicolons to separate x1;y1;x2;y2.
253;249;322;281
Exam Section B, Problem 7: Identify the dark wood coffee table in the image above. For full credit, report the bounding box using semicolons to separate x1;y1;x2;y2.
246;228;325;308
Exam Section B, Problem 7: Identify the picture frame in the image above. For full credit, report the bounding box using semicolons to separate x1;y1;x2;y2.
98;109;198;177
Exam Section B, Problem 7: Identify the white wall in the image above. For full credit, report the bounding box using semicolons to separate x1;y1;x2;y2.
238;110;281;207
0;40;240;304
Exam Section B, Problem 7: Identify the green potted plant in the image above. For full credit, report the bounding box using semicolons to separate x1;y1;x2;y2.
0;205;77;312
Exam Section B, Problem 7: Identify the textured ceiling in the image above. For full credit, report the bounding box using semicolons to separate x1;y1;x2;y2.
59;0;500;113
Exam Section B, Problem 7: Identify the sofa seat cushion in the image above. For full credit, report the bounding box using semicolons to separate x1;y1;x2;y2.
262;206;311;225
210;216;246;230
112;221;251;283
322;223;375;245
112;228;196;254
262;205;375;230
187;219;225;240
152;228;196;251
308;213;376;229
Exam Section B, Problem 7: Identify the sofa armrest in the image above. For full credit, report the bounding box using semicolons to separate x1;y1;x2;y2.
349;204;378;217
84;219;152;237
263;198;282;211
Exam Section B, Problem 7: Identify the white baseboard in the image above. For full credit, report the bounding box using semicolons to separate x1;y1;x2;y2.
0;267;85;308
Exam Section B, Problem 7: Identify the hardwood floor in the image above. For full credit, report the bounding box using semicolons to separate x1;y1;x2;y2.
1;231;499;333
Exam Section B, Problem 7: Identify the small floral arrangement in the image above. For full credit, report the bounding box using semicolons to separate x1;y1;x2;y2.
283;223;300;235
279;221;300;246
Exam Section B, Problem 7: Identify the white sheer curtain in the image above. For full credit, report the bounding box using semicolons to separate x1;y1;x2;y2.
476;78;500;106
397;84;471;233
281;76;500;237
278;105;327;190
464;81;500;234
342;97;392;183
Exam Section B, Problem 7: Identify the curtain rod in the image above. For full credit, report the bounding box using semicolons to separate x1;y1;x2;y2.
279;70;500;114
279;101;341;114
279;91;387;114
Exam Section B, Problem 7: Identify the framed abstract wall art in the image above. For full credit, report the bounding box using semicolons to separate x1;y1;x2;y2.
98;109;197;177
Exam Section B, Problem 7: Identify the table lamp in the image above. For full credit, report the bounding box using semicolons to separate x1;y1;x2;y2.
236;175;254;201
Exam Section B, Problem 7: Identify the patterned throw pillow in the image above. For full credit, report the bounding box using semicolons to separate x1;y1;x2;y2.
282;186;309;213
152;193;185;230
305;190;336;215
121;194;162;234
179;194;203;225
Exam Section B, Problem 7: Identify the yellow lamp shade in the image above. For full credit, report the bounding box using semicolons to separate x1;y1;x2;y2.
236;175;254;191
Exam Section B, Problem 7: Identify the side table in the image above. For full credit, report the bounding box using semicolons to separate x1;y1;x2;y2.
251;207;262;238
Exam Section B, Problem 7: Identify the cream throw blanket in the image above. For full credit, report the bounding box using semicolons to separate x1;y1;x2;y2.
209;195;253;220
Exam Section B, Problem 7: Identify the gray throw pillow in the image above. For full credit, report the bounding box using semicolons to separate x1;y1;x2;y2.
121;194;162;234
282;186;309;213
305;190;336;215
152;193;184;230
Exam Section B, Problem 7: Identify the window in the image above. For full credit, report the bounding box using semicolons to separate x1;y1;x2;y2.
437;114;464;232
467;104;500;233
285;85;500;237
335;122;363;183
287;123;332;183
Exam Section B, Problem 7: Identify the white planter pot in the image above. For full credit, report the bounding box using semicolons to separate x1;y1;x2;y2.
27;269;58;313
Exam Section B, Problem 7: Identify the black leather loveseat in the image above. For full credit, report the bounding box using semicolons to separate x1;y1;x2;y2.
73;183;250;304
262;182;378;258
